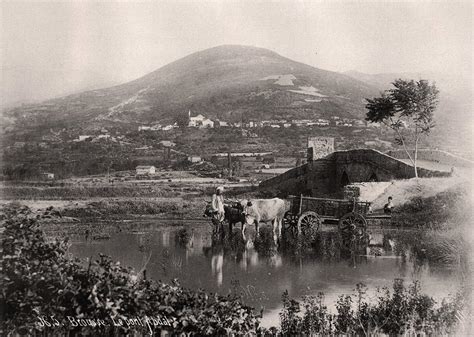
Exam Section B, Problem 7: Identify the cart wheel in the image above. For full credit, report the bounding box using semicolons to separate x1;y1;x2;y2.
283;213;297;235
297;211;321;234
338;212;367;241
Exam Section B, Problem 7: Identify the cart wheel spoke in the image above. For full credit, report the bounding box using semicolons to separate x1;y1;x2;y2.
338;212;368;244
297;211;321;235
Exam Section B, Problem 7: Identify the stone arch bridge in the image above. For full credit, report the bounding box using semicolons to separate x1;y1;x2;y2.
260;149;451;197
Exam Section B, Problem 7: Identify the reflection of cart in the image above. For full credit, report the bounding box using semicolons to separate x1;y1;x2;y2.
284;195;373;241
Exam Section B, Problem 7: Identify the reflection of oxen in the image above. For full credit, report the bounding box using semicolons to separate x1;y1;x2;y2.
240;198;290;241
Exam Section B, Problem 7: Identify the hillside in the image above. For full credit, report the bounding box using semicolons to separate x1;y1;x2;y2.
2;45;472;180
3;45;379;134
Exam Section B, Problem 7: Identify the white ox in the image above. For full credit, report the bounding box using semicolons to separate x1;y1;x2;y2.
240;198;290;240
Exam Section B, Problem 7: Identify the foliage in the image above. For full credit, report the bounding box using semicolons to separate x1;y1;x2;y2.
366;79;439;177
279;279;465;336
0;205;261;336
393;184;471;230
175;111;190;128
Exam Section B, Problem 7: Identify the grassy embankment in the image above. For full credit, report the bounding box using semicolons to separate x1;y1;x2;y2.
0;178;258;221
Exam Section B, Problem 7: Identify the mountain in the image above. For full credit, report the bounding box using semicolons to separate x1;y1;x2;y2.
3;45;380;132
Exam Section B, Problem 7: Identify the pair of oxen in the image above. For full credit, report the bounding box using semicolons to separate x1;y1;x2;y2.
204;197;290;240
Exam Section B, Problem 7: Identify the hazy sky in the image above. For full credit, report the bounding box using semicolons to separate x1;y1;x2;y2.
1;1;472;105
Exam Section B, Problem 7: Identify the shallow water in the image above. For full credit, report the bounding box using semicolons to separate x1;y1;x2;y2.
69;221;461;328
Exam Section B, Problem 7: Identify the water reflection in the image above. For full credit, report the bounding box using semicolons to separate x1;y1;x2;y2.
69;222;461;327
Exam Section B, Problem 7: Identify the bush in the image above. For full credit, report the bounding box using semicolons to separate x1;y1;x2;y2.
392;185;470;229
0;205;261;335
279;279;465;336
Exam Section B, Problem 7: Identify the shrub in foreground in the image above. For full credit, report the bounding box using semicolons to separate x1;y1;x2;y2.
280;280;465;336
0;206;260;336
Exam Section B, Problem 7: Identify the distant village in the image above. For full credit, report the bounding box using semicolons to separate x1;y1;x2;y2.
136;111;381;132
4;109;392;181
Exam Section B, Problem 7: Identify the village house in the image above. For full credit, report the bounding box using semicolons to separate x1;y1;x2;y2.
188;114;204;127
336;120;353;127
241;129;258;138
291;119;314;126
201;118;214;128
159;140;176;147
135;165;156;175
367;121;382;128
78;135;92;141
212;152;273;158
188;112;214;128
162;123;179;131
215;120;229;127
134;145;151;150
138;126;152;131
316;119;330;126
41;172;55;180
187;155;202;163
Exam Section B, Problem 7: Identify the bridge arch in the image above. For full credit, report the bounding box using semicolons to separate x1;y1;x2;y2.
341;171;350;187
368;172;379;182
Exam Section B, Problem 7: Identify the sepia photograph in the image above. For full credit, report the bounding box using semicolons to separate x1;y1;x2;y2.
1;1;472;335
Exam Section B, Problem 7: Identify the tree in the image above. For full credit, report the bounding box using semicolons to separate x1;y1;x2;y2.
365;79;439;178
176;110;190;128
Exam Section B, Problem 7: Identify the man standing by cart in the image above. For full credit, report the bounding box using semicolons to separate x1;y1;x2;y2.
384;196;394;214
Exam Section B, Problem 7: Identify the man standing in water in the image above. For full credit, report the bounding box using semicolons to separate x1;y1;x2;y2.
211;186;225;228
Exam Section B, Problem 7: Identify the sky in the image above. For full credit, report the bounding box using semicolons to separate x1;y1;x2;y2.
1;1;472;106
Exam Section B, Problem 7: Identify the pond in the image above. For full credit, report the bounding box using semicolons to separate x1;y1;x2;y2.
69;221;462;328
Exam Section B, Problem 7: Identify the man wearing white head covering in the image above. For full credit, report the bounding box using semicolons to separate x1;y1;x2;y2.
211;186;225;223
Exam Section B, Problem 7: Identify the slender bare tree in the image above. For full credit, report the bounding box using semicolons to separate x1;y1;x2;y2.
366;79;439;178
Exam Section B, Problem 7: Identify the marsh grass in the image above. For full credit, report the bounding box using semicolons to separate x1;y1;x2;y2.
61;198;204;218
0;184;181;200
279;279;466;336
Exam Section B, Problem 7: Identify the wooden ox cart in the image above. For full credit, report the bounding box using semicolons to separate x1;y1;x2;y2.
284;195;389;242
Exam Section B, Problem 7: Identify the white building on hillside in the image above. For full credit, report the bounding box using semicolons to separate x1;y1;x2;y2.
216;120;229;127
201;118;214;128
188;113;206;127
136;166;156;175
162;123;179;131
159;140;176;147
41;172;55;180
188;111;214;128
188;156;202;163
